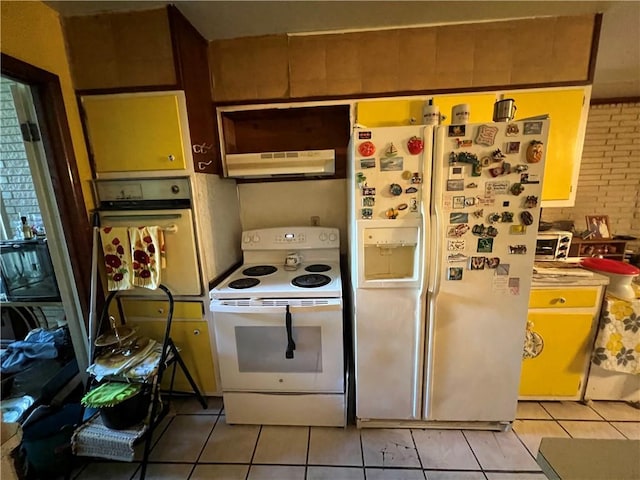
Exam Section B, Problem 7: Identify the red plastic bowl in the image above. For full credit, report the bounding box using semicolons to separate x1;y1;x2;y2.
581;257;640;276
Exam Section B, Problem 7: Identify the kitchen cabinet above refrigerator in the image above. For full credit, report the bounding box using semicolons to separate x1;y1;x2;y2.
355;86;590;207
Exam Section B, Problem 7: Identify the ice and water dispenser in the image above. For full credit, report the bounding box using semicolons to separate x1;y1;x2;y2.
361;226;420;285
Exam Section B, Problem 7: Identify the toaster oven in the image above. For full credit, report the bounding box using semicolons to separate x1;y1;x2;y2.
535;231;573;261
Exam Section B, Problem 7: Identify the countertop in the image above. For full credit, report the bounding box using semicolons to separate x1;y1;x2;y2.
532;263;609;287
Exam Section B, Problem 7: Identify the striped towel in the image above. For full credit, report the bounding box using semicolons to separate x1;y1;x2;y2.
100;227;132;291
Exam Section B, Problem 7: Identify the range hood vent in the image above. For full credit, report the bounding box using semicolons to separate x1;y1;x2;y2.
224;149;335;178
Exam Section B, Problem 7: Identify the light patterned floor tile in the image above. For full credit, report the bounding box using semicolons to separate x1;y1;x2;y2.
413;429;479;470
252;426;309;464
307;466;365;480
516;402;552;420
559;420;627;439
199;416;260;463
75;461;139;480
133;463;193;479
611;421;640;439
247;465;306;480
191;464;249;480
485;474;547;479
425;471;486;479
512;419;570;455
463;430;540;471
148;415;215;462
172;395;223;415
540;401;602;420
365;468;426;479
361;429;421;468
588;401;640;421
308;426;363;466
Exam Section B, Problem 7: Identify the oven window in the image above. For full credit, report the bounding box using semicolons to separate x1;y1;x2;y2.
235;326;323;373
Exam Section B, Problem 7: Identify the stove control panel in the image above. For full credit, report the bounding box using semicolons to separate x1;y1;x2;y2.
241;227;340;250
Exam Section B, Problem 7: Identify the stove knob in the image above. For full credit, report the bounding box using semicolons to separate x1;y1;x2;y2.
243;235;251;243
329;233;338;242
319;232;328;241
252;234;261;243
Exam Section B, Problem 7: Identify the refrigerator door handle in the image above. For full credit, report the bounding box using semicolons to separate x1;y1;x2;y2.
423;126;445;419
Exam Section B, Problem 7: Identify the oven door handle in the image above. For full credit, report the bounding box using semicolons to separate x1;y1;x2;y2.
285;305;296;359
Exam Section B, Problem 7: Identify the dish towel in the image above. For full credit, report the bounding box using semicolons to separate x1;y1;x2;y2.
100;227;132;291
128;226;163;289
591;294;640;374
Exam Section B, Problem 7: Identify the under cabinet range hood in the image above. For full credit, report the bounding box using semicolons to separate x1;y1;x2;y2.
224;150;335;178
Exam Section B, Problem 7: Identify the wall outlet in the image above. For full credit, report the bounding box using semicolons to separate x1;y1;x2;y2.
311;216;320;226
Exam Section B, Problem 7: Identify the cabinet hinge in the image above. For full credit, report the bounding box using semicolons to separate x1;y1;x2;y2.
20;121;41;142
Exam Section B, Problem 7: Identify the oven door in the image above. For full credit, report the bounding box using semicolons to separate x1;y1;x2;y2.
212;300;344;393
98;209;201;296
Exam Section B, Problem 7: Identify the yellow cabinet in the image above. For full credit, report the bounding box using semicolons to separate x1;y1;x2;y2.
356;93;497;127
82;92;189;173
519;284;603;399
430;93;497;125
503;88;589;206
120;299;217;395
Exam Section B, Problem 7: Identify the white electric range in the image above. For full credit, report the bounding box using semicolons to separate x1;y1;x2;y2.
209;227;345;426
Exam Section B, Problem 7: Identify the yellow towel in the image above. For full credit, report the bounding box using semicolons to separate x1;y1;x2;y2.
129;226;163;290
100;227;132;291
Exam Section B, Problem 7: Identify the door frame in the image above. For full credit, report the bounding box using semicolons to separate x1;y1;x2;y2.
1;53;94;326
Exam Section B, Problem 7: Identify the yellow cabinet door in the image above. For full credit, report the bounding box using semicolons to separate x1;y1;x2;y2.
503;88;587;204
519;312;592;397
82;93;187;173
133;319;216;395
431;93;497;125
356;93;497;127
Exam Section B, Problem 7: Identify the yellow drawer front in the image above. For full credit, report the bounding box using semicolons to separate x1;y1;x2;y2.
519;312;592;397
133;320;216;394
83;94;186;172
120;300;203;320
529;288;598;309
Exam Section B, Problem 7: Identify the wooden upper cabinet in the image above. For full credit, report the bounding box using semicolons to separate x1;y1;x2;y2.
64;6;219;174
82;92;188;173
63;8;176;90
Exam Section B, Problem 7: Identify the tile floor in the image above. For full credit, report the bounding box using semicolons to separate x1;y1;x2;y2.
70;398;640;480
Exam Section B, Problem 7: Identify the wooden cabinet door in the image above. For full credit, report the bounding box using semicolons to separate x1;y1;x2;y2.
133;319;216;395
519;312;593;397
503;88;588;206
82;93;188;173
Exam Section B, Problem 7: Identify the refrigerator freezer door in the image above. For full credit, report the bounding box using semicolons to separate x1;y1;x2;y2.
354;288;425;420
425;120;549;422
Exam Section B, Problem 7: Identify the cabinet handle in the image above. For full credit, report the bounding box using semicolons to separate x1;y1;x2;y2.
168;154;175;162
157;308;165;314
554;297;567;304
193;329;200;336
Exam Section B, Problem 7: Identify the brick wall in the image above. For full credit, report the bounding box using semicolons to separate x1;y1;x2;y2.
543;102;640;253
0;78;42;240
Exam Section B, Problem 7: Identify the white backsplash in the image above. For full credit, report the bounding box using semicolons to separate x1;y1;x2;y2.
194;173;242;281
238;179;348;253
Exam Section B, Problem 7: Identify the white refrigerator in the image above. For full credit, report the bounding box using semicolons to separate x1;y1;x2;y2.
349;119;549;427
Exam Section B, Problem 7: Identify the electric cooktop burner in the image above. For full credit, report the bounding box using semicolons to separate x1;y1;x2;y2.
229;278;260;289
292;274;331;288
305;264;332;273
242;265;277;277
